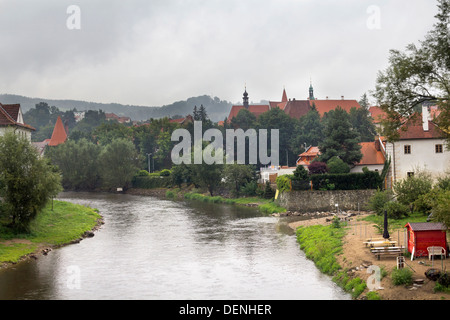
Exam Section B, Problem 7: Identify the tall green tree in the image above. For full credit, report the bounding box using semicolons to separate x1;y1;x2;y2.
0;132;62;231
291;107;324;155
257;107;297;167
230;108;257;130
222;163;255;196
373;0;450;143
349;107;377;142
45;139;102;191
99;139;141;190
318;107;362;165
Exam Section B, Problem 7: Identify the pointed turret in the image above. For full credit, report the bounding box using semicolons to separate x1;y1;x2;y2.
243;87;249;109
282;87;288;103
309;81;315;100
48;116;67;146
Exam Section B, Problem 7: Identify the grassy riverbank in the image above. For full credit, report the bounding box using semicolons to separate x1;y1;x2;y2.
166;188;287;215
0;200;102;265
295;220;373;300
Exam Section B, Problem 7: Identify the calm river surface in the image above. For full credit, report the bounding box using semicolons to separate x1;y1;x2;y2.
0;192;350;300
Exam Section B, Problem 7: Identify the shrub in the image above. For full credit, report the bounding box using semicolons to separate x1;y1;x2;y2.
160;169;171;176
276;175;292;192
391;268;413;286
292;165;309;180
383;201;409;219
262;181;275;199
368;189;394;215
310;171;382;190
366;291;382;300
393;170;433;211
308;161;328;174
241;181;258;196
327;156;350;174
136;170;150;176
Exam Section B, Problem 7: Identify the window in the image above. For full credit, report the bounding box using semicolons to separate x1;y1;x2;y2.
407;172;414;178
435;144;443;153
404;145;411;154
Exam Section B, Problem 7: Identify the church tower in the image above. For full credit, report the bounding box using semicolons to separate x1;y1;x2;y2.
309;81;315;100
243;87;249;109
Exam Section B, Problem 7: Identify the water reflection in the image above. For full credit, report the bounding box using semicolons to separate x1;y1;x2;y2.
0;192;350;300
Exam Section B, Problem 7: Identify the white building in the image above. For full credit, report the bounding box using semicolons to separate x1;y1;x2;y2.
385;106;450;183
0;103;35;141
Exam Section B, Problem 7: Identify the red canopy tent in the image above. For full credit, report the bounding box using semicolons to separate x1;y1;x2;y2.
404;222;448;258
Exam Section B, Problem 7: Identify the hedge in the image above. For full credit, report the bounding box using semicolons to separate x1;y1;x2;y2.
132;176;172;189
310;171;382;190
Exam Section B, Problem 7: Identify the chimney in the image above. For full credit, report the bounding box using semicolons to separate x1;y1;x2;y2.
422;106;429;131
341;96;344;100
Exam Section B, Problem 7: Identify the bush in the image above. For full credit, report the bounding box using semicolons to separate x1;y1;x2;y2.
159;169;171;176
308;161;328;174
327;156;350;174
383;201;409;219
310;171;382;190
136;170;150;176
132;176;171;189
292;165;309;180
241;181;258;196
391;268;413;286
262;181;275;199
276;175;292;192
393;170;433;211
368;189;394;215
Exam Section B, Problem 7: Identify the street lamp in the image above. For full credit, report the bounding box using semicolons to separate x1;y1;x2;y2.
147;153;152;173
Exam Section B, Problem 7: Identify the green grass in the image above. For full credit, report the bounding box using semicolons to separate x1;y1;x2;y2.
182;192;286;214
0;201;101;264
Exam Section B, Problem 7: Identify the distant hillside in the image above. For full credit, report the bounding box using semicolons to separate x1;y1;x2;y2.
0;94;233;122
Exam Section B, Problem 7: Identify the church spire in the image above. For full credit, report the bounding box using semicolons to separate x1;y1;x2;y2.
281;87;288;103
243;86;249;109
309;80;315;100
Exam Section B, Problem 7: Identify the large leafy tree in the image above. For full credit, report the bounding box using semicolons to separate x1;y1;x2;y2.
290;106;324;155
46;139;102;191
373;0;450;143
99;139;141;190
257;107;298;166
318;107;362;165
0;132;62;231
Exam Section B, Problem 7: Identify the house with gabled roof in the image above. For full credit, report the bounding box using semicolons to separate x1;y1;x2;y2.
384;106;450;183
0;103;35;141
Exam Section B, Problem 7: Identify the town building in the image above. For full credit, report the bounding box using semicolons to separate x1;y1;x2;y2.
384;106;450;183
0;103;35;141
228;84;362;123
105;112;131;124
33;116;68;156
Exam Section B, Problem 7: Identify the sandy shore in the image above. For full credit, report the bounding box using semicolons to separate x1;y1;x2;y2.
288;214;450;300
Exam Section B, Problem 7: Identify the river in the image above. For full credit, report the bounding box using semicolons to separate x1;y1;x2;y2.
0;192;350;300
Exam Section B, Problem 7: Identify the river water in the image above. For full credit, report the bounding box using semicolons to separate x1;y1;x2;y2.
0;192;350;300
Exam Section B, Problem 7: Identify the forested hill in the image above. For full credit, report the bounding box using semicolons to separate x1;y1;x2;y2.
0;94;233;122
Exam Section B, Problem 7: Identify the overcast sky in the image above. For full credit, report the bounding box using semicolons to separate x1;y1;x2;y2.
0;0;440;107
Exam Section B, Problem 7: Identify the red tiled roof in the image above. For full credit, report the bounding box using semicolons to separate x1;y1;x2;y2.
357;142;385;166
398;113;444;140
310;99;361;117
227;105;270;122
369;106;387;124
296;146;320;166
0;103;35;131
48;116;67;146
283;100;311;119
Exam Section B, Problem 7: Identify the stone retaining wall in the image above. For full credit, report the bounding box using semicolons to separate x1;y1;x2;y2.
276;189;376;213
